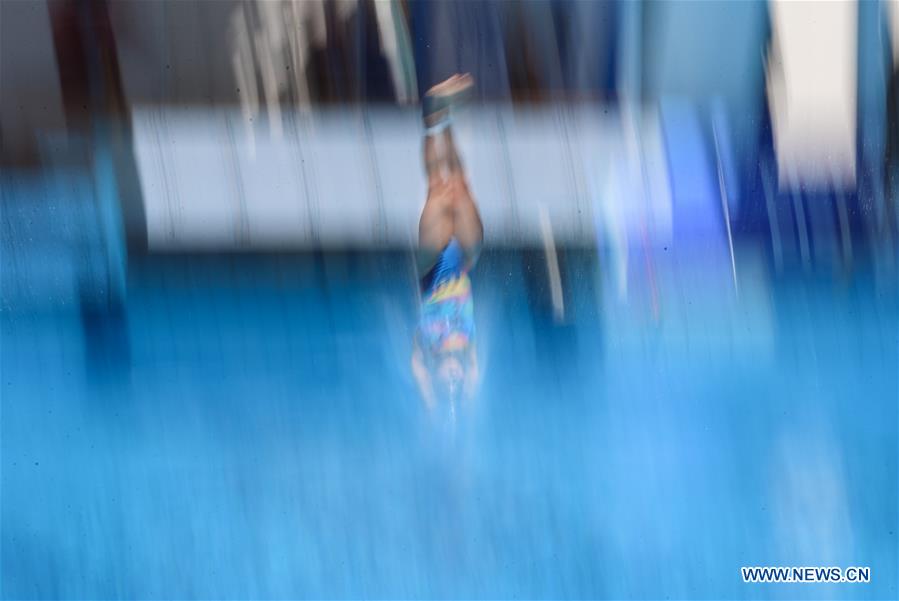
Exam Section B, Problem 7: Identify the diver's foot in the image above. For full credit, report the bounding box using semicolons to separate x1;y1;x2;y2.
423;73;473;129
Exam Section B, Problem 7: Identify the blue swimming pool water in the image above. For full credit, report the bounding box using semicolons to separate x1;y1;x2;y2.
1;247;896;599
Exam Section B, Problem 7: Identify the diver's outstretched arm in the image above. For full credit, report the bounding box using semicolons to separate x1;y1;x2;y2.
464;343;480;399
412;341;436;409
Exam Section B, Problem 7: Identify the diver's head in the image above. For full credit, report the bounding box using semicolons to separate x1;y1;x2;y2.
432;352;466;403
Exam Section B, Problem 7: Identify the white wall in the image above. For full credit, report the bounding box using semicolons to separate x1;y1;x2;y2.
131;106;673;250
767;0;858;191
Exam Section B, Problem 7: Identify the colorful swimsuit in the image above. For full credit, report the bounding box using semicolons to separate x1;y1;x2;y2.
418;238;475;356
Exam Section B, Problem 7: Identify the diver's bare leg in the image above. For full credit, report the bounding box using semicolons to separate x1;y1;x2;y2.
418;134;455;273
443;127;465;173
443;130;483;263
418;74;478;272
450;175;483;264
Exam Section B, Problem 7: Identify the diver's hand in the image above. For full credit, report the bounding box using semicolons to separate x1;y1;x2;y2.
422;389;437;411
464;347;480;400
464;369;479;400
412;346;436;411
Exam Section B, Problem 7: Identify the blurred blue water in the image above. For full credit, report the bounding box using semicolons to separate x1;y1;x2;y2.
1;245;896;600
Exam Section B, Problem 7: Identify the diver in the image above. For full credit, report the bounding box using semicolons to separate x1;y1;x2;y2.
411;74;483;412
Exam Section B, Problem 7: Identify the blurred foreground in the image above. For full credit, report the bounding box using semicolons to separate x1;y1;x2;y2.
2;245;896;599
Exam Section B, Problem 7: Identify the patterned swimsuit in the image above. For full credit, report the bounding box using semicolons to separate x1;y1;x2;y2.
418;238;475;356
